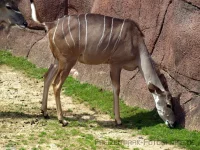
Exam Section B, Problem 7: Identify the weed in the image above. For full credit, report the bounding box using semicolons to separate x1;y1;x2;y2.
133;148;143;150
38;131;47;137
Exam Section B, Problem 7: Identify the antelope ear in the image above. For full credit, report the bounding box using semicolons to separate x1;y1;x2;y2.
148;82;163;94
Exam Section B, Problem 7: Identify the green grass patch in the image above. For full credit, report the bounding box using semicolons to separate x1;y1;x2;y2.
142;125;200;150
1;50;200;150
0;50;47;79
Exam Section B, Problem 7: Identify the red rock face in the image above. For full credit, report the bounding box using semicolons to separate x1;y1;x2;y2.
0;0;199;130
152;0;200;130
68;0;94;14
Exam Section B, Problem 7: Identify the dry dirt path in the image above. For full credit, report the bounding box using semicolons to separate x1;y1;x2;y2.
0;65;185;150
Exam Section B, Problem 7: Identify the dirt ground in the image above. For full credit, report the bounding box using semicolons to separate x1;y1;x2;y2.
0;65;185;150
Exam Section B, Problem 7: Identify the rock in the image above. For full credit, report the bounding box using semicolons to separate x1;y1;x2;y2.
69;0;95;14
49;143;58;150
0;27;45;57
81;115;90;120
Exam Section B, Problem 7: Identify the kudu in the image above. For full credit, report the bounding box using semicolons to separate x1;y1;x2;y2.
30;0;176;128
0;0;27;30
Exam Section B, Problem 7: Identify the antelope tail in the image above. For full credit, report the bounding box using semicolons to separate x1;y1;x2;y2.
30;0;41;24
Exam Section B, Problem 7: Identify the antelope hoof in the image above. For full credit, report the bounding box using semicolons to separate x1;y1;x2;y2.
115;119;122;126
59;120;69;127
44;114;50;119
41;110;50;119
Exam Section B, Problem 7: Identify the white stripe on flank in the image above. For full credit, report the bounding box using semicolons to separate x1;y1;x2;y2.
96;16;106;50
103;17;114;51
53;19;60;50
62;16;70;47
78;14;81;50
112;19;126;52
30;3;40;23
84;14;88;52
68;16;75;47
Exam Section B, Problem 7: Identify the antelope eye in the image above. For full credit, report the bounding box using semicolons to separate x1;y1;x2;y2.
6;5;12;10
166;104;172;109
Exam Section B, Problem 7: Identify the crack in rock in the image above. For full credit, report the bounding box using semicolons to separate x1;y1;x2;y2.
121;68;139;96
129;68;139;81
151;0;173;54
139;0;142;20
26;36;46;58
162;69;200;96
182;0;200;9
183;98;193;105
177;72;200;82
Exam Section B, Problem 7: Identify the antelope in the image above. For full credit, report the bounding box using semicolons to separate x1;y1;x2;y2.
30;0;176;128
0;0;27;30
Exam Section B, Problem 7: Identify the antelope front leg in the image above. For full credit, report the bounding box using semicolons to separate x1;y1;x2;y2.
52;61;76;126
110;65;122;125
41;63;58;118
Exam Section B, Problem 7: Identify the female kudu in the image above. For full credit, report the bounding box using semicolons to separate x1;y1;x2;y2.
30;0;176;128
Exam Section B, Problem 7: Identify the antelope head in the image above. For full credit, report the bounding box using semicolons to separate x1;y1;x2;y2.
148;83;176;128
0;0;27;29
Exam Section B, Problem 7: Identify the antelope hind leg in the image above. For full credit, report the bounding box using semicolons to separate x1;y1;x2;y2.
52;61;76;126
41;63;58;118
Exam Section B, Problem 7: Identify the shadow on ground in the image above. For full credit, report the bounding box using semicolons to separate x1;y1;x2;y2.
0;108;163;129
0;94;184;130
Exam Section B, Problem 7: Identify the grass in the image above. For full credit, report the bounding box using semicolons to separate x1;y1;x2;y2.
0;50;200;150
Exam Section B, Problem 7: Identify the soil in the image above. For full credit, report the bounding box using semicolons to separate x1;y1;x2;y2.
0;65;185;150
